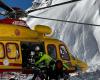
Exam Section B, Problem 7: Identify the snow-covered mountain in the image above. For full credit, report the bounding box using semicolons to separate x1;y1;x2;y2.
26;0;100;71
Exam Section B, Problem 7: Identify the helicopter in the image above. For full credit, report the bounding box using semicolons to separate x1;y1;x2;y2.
0;0;88;79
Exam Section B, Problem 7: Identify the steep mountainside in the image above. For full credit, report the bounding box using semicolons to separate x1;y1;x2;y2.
26;0;100;71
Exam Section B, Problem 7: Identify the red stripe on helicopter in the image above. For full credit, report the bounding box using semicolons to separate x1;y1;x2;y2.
0;69;22;73
10;63;22;66
0;62;21;67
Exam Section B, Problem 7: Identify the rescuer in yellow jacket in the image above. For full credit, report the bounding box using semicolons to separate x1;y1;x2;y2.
35;53;53;66
34;52;70;80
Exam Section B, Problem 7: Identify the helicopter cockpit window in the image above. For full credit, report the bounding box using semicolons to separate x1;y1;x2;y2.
59;45;70;60
6;43;19;59
47;44;57;59
0;43;4;59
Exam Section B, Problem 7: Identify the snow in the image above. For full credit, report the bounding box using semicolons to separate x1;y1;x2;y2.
25;0;100;72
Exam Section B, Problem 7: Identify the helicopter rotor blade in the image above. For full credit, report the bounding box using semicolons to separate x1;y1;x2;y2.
0;0;14;12
27;0;81;13
28;15;100;27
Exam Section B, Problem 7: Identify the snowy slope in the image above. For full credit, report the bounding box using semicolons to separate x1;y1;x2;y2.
26;0;100;71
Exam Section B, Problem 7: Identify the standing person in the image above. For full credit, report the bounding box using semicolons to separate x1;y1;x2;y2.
54;60;63;79
35;52;56;80
32;46;46;80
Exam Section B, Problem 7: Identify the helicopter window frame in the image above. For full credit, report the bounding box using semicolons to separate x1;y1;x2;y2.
47;44;57;59
59;44;70;60
0;43;5;59
6;43;20;59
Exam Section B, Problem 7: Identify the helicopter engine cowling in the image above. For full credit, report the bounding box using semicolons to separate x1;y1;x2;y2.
33;25;52;37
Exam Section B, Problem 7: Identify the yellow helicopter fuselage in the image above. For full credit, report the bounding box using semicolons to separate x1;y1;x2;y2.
0;23;88;73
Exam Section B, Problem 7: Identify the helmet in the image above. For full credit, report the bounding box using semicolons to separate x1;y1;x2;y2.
31;51;35;56
35;46;40;51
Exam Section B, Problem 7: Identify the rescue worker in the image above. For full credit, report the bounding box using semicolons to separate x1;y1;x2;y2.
32;46;47;80
35;52;55;80
35;54;70;79
33;46;70;80
35;53;53;66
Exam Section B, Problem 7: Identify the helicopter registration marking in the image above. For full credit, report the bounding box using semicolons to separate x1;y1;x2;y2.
12;21;27;26
3;59;9;66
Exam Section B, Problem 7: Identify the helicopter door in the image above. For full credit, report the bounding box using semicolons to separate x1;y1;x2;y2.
21;42;45;68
